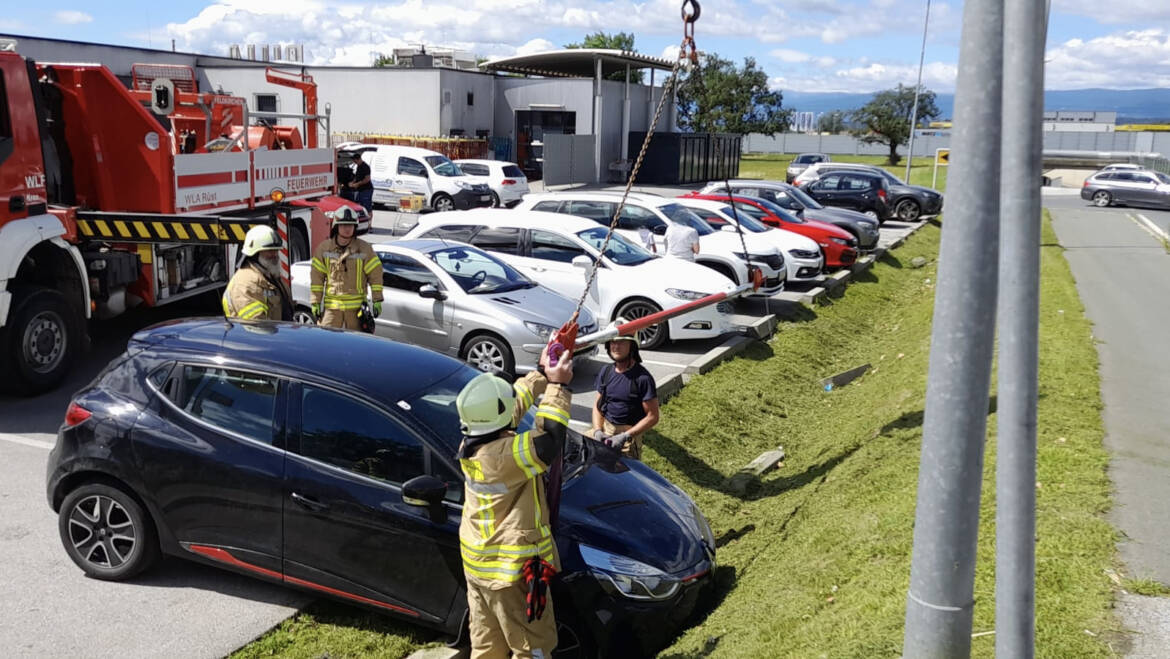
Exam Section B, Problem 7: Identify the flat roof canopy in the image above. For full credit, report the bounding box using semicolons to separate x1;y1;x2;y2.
480;49;675;79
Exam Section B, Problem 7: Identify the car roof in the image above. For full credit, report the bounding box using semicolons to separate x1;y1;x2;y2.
418;207;599;233
454;159;515;167
365;144;447;158
524;190;673;207
371;238;475;255
675;197;734;211
129;319;468;406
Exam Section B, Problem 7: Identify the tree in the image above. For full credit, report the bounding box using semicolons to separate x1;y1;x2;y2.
673;53;791;136
850;84;940;165
565;32;644;83
818;110;848;134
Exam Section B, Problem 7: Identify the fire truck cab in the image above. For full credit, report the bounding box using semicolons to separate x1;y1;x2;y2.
0;39;353;394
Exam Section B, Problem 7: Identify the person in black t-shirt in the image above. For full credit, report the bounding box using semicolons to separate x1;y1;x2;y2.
347;152;373;213
590;318;659;460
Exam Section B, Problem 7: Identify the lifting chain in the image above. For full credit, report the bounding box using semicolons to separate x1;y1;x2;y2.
571;0;702;318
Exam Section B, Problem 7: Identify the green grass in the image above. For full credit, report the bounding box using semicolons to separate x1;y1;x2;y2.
230;601;438;659
1123;579;1170;597
643;212;1116;657
739;152;950;191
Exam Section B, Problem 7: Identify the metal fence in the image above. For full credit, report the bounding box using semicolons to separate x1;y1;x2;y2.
743;131;1170;157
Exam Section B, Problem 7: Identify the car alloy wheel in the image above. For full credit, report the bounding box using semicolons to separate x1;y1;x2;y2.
293;308;316;324
616;299;666;350
433;193;456;212
895;199;922;221
1092;190;1112;207
68;494;137;570
863;210;879;219
490;191;502;208
464;334;514;376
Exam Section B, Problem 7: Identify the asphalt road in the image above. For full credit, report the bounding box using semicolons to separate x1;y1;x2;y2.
1045;193;1170;587
0;205;922;658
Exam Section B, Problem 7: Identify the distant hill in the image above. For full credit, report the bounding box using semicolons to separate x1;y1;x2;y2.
781;88;1170;124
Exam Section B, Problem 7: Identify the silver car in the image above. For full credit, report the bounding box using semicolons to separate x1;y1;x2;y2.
1080;169;1170;209
290;239;597;376
786;153;831;183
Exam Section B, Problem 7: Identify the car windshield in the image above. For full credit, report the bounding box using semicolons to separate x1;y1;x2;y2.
425;155;463;177
718;206;771;232
575;227;654;266
1155;172;1170;184
784;185;824;210
739;196;805;223
428;246;534;294
660;203;715;236
796;154;826;164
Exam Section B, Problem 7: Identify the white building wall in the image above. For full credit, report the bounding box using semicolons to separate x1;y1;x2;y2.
494;78;596;139
438;69;496;137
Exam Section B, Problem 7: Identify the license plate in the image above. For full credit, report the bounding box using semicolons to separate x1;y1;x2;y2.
479;195;491;201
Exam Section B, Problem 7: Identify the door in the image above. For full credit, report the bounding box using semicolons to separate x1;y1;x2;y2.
377;252;452;352
395;156;431;199
514;229;602;311
282;383;463;624
806;174;842;207
838;174;879;213
131;364;286;573
1130;172;1161;206
616;203;668;252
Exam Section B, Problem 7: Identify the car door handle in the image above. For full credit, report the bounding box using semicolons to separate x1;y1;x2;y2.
290;492;330;512
531;266;547;272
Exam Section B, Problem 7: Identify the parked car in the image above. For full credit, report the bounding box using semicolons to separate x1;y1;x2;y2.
1081;169;1170;209
674;197;825;283
794;162;944;222
1098;163;1143;173
694;181;880;250
786;152;831;182
403;209;737;350
516;191;786;296
290;240;597;376
797;169;894;221
688;194;859;269
454;159;530;208
362;145;494;212
48;320;716;658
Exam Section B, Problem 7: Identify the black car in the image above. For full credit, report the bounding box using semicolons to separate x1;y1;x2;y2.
47;320;715;657
699;180;880;250
800;170;893;221
806;164;944;222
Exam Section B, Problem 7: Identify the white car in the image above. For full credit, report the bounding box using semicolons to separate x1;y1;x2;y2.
515;191;786;297
674;197;825;283
454;159;530;208
361;144;494;211
402;208;737;350
1098;163;1143;172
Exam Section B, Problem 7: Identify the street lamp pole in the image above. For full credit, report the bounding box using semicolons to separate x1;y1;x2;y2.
905;0;932;182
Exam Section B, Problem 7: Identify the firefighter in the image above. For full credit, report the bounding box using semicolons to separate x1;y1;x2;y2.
222;225;292;321
457;345;574;659
590;318;660;460
309;207;383;329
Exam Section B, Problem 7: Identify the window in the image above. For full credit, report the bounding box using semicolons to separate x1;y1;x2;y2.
689;207;726;227
811;174;840;191
459;163;489;177
617;204;664;232
531;230;588;263
840;175;875;191
531;200;563;213
470;226;522;255
398;157;427;177
575;227;653;266
147;363;173;391
466;92;474;106
564;200;614;225
253;93;278;113
424;155;462;177
380;253;442;292
299;386;425;486
430;246;530;293
422;224;476;243
0;72;12;164
174;366;278;444
502;165;525;178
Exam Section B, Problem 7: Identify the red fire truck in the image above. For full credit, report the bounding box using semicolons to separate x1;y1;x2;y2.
0;40;360;394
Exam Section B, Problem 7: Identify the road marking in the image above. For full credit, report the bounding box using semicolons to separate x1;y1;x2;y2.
0;433;55;450
1132;213;1170;243
640;358;688;368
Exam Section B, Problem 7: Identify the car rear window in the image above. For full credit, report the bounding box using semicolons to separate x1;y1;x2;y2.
459;163;489;176
502;165;525;178
421;224;476;243
796;154;825;164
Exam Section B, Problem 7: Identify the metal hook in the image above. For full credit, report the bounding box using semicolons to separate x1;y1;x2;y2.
681;0;701;23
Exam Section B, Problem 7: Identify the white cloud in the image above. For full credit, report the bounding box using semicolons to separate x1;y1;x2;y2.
771;48;837;67
514;38;557;56
54;10;93;25
770;60;957;93
1044;29;1170;89
1051;0;1170;25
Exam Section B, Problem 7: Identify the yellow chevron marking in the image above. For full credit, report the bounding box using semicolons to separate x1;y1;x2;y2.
78;220;93;235
190;224;208;241
133;221;150;238
153;222;170;239
171;223;189;240
230;224;247;241
95;220;112;237
214;224;230;241
114;221;131;238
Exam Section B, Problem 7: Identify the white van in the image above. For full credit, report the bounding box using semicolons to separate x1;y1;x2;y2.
362;145;495;212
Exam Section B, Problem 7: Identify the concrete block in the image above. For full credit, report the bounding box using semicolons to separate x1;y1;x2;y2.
746;314;778;340
656;373;685;403
405;646;465;659
726;446;786;495
799;286;828;305
683;335;755;376
910;256;928;268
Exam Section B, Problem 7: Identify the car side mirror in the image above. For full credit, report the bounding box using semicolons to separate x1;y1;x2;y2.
651;224;666;236
571;255;594;270
720;224;738;233
402;475;449;524
419;284;446;300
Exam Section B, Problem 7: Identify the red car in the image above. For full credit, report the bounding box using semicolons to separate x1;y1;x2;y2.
685;193;859;268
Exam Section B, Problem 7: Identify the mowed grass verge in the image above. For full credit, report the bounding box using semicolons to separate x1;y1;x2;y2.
645;213;1116;657
739;152;949;191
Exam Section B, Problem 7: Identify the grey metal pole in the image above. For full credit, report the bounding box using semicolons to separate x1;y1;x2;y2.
905;0;932;182
995;0;1049;655
902;0;1004;654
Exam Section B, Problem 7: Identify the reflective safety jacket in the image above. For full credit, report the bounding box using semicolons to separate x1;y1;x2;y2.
458;371;572;589
309;237;384;311
222;262;292;321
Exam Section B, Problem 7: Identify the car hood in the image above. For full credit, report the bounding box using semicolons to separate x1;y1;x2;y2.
802;205;878;228
558;444;709;575
618;255;735;292
890;183;939;197
700;230;777;256
473;284;597;330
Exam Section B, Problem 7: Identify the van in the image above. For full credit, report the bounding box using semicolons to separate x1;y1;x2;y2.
362;145;494;212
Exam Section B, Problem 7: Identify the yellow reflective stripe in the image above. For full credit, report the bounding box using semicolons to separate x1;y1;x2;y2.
171;222;189;240
309;285;324;292
536;405;570;427
511;432;538;479
324;300;363;310
514;383;534;409
238;301;268;319
460;536;554;554
221;296;231;316
191;223;209;241
477;491;496;537
460;458;485;481
114;220;132;238
364;258;381;274
311;258;327;273
230;224;247;241
369;285;384;292
133;221;150;238
94;220;112;237
153;222;170;239
531;478;546;538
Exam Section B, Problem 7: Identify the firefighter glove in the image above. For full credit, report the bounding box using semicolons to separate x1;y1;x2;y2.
314;301;324;318
522;557;557;622
606;432;631;450
373;301;382;317
591;428;607;443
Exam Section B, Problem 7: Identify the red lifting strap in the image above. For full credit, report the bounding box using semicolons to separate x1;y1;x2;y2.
523;557;558;622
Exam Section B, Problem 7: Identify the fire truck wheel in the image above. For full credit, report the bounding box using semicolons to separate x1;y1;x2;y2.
4;287;80;395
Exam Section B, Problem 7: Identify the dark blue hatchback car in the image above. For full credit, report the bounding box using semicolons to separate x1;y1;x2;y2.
46;319;716;657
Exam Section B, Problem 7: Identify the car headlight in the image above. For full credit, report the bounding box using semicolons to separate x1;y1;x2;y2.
579;544;681;601
829;237;853;246
666;288;707;300
524;320;558;338
455;180;472;190
789;249;820;259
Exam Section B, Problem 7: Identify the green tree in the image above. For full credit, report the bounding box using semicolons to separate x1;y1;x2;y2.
672;53;790;136
850;84;940;165
565;31;644;83
817;110;848;134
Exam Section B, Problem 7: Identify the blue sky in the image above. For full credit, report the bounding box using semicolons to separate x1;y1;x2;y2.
3;1;1169;92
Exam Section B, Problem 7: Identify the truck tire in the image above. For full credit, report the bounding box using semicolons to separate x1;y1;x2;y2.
3;287;82;395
